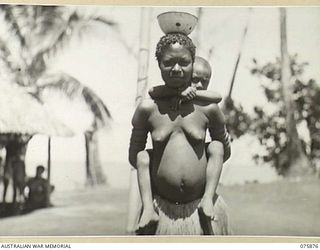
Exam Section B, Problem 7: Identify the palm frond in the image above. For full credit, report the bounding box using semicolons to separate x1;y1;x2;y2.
82;86;112;125
0;5;26;47
34;11;117;64
38;73;112;128
37;73;83;98
0;37;14;71
32;6;68;39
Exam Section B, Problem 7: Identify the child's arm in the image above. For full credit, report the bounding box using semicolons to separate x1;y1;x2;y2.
195;90;222;103
149;86;222;104
198;141;224;235
198;141;224;219
180;87;222;104
204;141;224;200
148;85;178;99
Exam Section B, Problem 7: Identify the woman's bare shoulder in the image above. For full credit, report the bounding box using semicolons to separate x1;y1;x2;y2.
132;99;156;126
137;99;156;112
195;102;225;122
195;101;220;112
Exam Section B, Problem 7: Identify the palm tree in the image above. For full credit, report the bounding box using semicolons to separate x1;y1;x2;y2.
279;8;312;177
37;73;112;185
0;5;121;185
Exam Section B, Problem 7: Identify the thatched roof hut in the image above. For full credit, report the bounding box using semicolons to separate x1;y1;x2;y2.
0;81;73;137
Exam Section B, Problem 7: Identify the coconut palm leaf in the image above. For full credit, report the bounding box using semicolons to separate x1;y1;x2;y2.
34;11;117;65
37;73;112;129
0;5;26;48
0;37;14;72
82;86;112;127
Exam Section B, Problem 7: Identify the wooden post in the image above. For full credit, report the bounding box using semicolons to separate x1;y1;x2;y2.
127;7;152;233
227;8;251;99
194;7;203;49
46;136;51;206
135;7;152;106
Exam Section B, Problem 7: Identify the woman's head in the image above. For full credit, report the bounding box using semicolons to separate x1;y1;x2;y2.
156;33;196;63
156;33;196;89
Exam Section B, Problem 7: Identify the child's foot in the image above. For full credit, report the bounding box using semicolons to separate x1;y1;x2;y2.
198;196;215;235
136;208;159;235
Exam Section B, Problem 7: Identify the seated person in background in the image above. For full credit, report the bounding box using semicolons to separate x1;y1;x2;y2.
135;56;230;234
25;165;54;210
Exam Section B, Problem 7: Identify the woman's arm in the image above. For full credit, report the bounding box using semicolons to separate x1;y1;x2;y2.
128;100;152;168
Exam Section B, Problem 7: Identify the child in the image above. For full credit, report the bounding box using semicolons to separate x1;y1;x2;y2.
134;56;230;234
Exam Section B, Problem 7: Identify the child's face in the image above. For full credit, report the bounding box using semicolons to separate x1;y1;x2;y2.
191;61;211;90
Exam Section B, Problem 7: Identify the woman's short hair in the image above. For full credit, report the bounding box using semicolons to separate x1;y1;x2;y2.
155;33;196;63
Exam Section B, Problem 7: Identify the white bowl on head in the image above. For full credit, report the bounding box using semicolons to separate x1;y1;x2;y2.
157;11;198;35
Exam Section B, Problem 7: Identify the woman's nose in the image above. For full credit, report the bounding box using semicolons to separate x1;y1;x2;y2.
170;63;183;77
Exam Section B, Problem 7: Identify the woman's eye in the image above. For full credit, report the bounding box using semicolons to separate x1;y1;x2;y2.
180;60;190;66
163;60;174;67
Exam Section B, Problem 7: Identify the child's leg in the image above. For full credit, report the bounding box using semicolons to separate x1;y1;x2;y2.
198;141;224;234
136;150;159;230
126;167;142;234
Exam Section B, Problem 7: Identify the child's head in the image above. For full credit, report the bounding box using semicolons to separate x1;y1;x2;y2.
192;56;212;90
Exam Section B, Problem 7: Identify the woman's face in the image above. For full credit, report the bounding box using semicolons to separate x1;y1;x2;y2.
159;43;193;89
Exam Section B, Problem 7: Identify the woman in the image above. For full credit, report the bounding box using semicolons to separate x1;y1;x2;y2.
129;33;230;235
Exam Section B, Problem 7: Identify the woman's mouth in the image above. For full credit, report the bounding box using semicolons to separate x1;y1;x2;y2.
170;71;183;78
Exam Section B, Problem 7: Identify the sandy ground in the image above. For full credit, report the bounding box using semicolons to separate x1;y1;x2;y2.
0;177;319;236
221;177;320;237
0;187;129;236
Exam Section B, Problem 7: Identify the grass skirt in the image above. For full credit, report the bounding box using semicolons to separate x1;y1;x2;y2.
153;194;231;235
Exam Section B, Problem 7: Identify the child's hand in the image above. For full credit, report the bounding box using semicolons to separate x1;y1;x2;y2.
180;86;197;101
136;207;159;235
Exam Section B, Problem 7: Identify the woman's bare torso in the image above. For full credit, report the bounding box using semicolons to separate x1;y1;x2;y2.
148;99;210;203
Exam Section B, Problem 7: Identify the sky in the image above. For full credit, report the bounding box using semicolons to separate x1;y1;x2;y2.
3;6;319;190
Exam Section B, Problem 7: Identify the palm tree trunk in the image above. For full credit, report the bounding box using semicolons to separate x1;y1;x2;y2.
90;129;106;185
85;130;106;186
279;8;312;177
84;131;93;185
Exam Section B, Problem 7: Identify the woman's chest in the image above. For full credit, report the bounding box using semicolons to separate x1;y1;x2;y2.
148;108;208;143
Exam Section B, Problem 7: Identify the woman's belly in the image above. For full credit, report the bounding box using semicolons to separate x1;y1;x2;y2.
151;131;207;203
